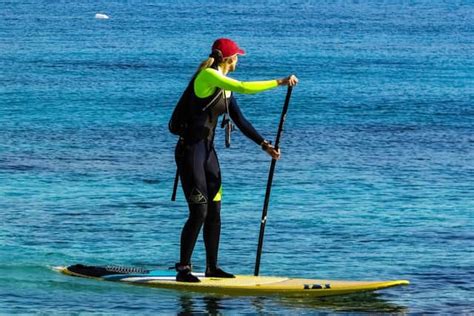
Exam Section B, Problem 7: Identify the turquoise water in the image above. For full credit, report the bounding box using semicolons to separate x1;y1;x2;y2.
1;1;473;314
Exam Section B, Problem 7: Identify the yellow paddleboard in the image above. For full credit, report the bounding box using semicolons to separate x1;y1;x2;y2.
54;264;409;297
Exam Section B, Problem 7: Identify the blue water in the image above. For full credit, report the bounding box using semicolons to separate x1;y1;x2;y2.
1;0;473;314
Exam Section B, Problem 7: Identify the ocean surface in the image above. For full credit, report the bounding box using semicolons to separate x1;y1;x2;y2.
1;0;473;314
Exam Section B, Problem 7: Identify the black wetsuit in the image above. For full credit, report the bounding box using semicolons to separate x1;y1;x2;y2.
175;83;264;270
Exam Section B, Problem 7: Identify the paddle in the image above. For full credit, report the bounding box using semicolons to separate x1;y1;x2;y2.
171;169;179;201
254;86;293;276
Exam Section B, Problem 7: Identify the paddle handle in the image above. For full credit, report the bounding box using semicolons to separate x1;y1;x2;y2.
254;86;293;276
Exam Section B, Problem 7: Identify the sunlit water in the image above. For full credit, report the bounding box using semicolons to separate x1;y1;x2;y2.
1;1;473;314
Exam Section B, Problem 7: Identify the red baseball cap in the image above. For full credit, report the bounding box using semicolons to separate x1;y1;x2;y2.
212;38;246;58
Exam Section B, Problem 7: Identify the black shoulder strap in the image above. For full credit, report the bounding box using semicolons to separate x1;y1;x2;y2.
201;89;224;112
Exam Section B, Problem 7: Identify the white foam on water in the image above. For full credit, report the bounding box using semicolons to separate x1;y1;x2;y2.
95;13;109;20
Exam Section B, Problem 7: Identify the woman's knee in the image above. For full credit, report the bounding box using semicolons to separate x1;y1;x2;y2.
205;201;221;224
188;203;208;222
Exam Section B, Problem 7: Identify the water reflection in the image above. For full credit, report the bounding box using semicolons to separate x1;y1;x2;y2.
275;292;408;313
176;292;408;314
177;295;226;315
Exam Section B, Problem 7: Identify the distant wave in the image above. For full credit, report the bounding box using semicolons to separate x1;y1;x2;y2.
34;59;167;71
0;164;38;172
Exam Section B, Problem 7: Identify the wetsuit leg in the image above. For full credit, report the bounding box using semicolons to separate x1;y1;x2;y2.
180;204;207;266
204;201;221;269
203;146;222;270
175;140;210;266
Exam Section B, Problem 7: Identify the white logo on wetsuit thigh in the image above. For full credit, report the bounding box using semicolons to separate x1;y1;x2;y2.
188;188;207;204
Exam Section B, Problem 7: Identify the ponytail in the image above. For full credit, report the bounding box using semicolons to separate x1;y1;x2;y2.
196;49;223;74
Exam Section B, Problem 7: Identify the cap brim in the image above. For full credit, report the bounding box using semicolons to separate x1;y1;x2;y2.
236;48;246;55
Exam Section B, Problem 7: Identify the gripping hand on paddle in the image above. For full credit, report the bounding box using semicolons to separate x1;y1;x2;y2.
277;75;298;87
261;140;281;160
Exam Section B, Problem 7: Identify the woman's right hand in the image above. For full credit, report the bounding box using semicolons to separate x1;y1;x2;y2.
278;75;299;87
261;140;281;160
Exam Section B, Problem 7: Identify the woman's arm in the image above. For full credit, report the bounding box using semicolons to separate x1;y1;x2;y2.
195;68;278;98
228;95;281;160
228;95;264;145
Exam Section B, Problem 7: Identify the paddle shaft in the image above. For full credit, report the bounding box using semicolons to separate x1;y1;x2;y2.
254;86;293;276
171;168;179;201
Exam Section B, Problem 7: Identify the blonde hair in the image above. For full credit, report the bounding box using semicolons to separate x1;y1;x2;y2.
197;56;217;73
195;49;225;75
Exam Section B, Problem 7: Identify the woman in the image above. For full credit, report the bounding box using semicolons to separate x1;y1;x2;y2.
175;38;298;282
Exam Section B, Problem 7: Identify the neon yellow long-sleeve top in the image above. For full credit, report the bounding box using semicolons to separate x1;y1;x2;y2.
194;68;278;99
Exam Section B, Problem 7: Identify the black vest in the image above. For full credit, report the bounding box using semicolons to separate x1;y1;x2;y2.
184;77;227;143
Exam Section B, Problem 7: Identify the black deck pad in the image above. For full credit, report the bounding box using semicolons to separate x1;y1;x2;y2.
67;264;150;277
